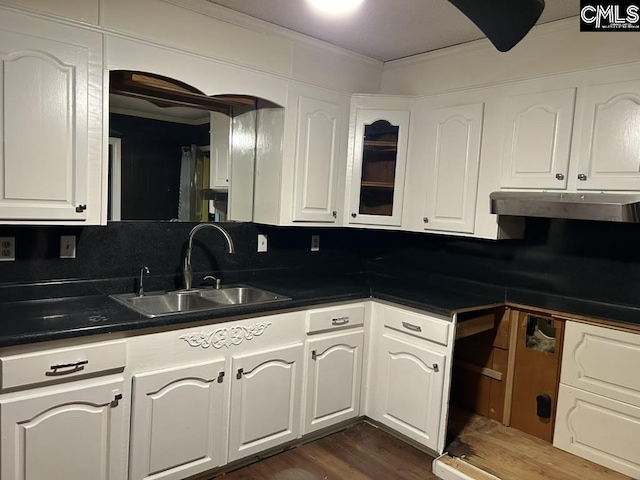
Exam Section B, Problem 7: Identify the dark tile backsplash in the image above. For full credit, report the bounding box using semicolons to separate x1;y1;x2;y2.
0;222;364;289
1;218;640;308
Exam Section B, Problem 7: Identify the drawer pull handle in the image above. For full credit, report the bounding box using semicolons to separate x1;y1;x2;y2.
332;317;350;326
402;322;422;332
46;360;88;376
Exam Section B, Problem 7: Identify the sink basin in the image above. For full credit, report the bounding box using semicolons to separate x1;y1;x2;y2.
198;286;286;305
110;285;290;318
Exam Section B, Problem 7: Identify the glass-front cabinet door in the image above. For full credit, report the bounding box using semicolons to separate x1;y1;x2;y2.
349;110;410;226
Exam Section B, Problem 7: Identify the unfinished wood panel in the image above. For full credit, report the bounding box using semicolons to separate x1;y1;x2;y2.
452;308;510;423
489;348;509;422
503;309;520;425
510;312;564;442
451;367;492;418
456;313;495;340
493;310;511;349
446;408;632;480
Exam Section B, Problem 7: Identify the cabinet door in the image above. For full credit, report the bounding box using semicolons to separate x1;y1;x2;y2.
350;110;410;227
576;80;640;190
304;330;364;434
129;359;226;480
371;332;445;451
0;378;126;480
209;111;230;190
501;89;576;189
555;385;640;478
0;24;91;221
293;96;342;222
560;321;640;408
421;103;484;234
228;343;304;462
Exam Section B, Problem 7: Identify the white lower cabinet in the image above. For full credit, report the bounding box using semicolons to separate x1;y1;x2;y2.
371;332;445;451
303;329;364;434
367;303;453;453
554;321;640;477
0;377;127;480
555;385;640;478
228;343;304;462
128;359;227;480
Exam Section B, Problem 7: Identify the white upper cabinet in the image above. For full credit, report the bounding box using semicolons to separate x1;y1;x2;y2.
575;79;640;191
209;112;231;190
293;96;342;222
348;108;410;227
418;103;484;234
252;83;349;226
0;10;103;224
501;89;576;189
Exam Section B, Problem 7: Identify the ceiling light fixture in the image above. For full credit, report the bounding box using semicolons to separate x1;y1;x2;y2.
307;0;364;15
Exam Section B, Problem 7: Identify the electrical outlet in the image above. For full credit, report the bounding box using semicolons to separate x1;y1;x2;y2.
257;234;268;253
311;235;320;252
0;237;15;261
60;235;76;259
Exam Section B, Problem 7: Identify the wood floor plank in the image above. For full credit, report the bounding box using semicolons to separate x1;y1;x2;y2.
217;423;437;480
447;407;631;480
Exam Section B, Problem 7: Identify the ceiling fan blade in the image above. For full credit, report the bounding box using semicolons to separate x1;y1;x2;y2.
448;0;545;52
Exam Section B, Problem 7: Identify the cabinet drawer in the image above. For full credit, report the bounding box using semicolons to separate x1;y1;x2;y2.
0;339;126;391
307;304;364;334
561;321;640;407
554;384;640;478
383;305;450;346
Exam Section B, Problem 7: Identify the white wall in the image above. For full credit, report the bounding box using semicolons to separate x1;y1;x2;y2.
0;0;99;23
381;17;640;95
101;0;382;95
0;0;383;96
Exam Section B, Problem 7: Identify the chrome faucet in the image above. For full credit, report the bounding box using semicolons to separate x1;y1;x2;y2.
183;223;235;290
138;266;150;297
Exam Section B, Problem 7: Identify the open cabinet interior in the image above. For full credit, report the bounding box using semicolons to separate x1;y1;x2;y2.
440;308;630;480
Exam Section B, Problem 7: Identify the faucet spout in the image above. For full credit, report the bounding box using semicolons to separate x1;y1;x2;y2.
183;223;235;290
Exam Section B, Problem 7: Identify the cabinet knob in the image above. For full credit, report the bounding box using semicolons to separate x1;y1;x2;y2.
75;204;87;213
578;173;588;181
236;368;243;380
332;211;337;218
311;350;317;361
555;173;565;180
432;363;439;372
423;217;429;223
351;213;357;218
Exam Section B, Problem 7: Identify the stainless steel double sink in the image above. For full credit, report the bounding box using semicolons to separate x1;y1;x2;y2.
110;286;290;318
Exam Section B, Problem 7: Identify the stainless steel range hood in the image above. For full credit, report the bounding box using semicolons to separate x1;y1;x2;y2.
490;191;640;222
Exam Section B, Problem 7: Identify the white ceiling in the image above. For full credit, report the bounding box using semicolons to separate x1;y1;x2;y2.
206;0;580;62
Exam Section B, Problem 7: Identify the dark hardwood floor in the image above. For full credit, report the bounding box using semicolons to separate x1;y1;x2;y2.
214;423;438;480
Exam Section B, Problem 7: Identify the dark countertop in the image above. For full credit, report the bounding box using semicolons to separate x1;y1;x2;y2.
1;272;639;348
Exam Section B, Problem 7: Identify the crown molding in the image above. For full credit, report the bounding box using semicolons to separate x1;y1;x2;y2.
160;0;383;69
384;16;579;71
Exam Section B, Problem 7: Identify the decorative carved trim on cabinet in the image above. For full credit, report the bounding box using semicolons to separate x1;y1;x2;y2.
179;322;272;349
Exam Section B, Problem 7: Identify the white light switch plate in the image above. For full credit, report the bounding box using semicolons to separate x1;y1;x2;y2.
257;234;268;253
60;235;76;259
311;235;320;252
0;237;15;261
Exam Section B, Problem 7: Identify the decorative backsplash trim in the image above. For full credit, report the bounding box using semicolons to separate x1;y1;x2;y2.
179;321;272;349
